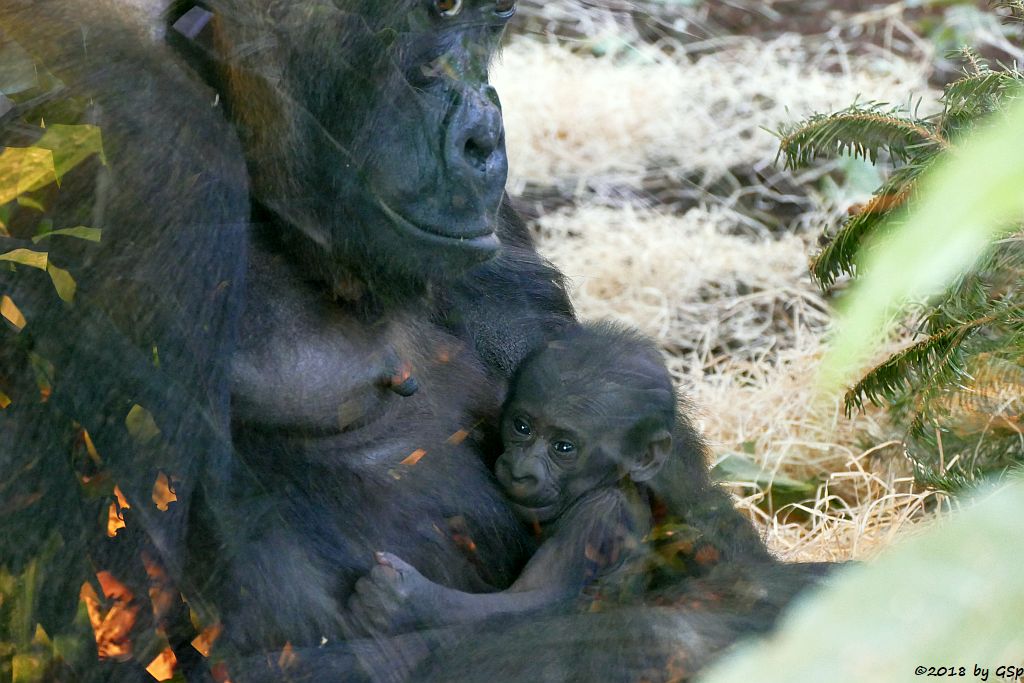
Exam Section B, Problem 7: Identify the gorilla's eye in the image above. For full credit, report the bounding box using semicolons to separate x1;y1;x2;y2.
434;0;463;17
512;416;531;436
551;440;576;455
495;0;517;18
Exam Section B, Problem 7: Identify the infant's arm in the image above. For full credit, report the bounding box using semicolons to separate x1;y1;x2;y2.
348;490;633;632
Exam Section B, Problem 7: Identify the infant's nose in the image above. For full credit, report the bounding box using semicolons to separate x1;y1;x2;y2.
510;457;544;490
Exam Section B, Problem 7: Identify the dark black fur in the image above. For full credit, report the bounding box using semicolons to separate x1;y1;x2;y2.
0;2;820;681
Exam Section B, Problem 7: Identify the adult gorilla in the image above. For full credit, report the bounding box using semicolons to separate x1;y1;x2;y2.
0;1;816;680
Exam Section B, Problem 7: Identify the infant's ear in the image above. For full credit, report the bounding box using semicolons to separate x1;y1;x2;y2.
629;429;671;483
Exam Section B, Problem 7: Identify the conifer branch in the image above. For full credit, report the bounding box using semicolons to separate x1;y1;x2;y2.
941;71;1018;112
993;0;1024;22
778;106;948;170
844;306;1023;417
810;179;918;288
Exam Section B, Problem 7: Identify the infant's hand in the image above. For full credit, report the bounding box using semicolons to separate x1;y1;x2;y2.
347;551;436;635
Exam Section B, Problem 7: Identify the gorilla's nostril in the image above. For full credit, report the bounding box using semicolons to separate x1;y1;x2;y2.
464;137;490;171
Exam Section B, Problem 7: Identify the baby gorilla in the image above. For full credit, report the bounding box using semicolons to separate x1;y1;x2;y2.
348;322;677;633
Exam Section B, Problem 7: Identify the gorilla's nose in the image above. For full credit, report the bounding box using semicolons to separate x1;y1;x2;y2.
509;457;544;491
448;86;506;178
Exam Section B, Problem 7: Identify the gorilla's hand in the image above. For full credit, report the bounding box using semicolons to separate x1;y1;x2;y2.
348;552;439;636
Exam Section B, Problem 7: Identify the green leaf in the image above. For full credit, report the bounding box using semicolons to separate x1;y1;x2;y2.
712;454;816;494
697;477;1024;683
31;226;102;244
842;309;1022;416
0;248;48;270
33;124;106;179
11;653;45;683
126;404;161;445
16;195;45;212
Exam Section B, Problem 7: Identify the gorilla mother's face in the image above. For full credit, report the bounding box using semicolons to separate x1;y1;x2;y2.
210;0;516;281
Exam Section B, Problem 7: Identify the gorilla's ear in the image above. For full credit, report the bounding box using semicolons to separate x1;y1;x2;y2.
630;429;672;483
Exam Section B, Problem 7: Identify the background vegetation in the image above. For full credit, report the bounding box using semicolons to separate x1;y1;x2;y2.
497;0;1022;561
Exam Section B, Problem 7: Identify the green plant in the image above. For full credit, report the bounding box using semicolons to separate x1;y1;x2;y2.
776;6;1024;491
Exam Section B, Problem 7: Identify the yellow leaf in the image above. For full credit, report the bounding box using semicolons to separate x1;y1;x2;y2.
82;429;102;464
46;263;76;302
278;642;297;670
191;622;223;657
0;248;48;270
0;390;10;409
1;294;26;330
0;146;56;204
32;226;102;244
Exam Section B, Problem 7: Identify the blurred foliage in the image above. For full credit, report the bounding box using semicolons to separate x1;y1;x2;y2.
698;474;1024;683
0;60;115;680
778;3;1024;492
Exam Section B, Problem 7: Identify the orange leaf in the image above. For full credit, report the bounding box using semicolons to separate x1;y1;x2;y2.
445;429;470;446
191;623;223;658
400;449;427;466
81;572;138;661
278;642;297;670
146;647;177;681
106;501;126;538
152;472;178;511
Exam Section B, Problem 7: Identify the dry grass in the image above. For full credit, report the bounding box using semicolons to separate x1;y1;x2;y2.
493;7;950;561
494;33;933;193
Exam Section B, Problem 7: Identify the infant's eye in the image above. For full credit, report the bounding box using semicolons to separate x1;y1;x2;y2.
551;440;576;455
513;416;531;436
495;0;516;18
434;0;463;17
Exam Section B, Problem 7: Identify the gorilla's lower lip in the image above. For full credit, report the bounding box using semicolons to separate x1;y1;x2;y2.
378;200;499;251
509;500;559;523
506;494;558;515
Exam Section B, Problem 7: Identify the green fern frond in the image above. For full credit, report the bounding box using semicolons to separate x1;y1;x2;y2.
778;105;948;170
844;320;985;415
911;464;988;494
954;46;990;77
810;185;912;288
942;71;1019;112
993;0;1024;22
923;238;1024;333
809;156;944;288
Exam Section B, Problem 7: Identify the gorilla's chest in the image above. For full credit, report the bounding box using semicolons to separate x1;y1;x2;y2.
230;248;499;441
228;247;526;591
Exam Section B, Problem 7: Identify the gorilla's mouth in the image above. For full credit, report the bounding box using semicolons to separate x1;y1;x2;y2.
501;485;560;519
377;200;499;252
508;499;561;524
